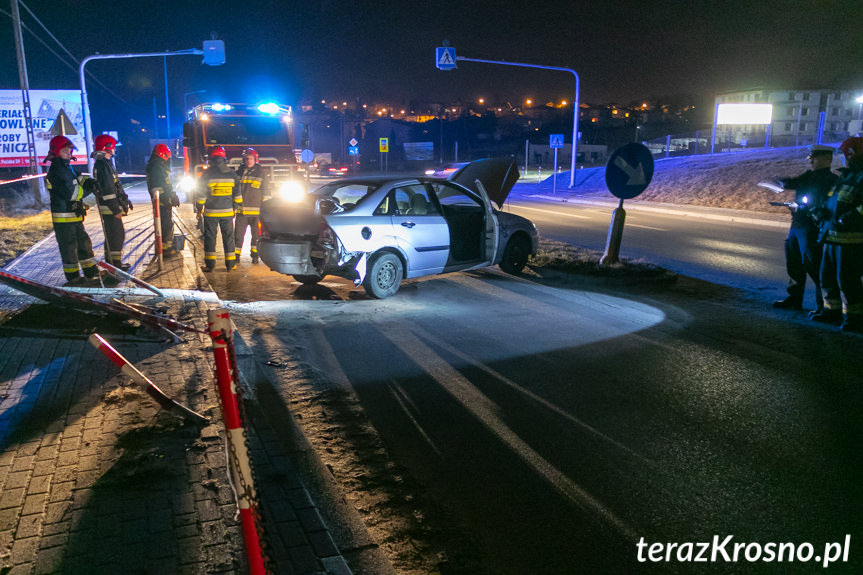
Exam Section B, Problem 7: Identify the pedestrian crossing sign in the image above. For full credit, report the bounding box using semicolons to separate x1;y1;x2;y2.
435;47;457;70
549;134;564;148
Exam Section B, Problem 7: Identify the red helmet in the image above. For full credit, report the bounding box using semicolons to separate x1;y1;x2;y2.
839;137;863;159
243;147;259;160
209;146;226;158
153;143;171;160
94;134;117;153
48;135;76;158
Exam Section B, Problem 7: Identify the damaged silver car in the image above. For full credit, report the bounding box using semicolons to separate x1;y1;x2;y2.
257;158;538;298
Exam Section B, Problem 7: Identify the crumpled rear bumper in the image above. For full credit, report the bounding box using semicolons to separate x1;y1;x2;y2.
257;239;320;275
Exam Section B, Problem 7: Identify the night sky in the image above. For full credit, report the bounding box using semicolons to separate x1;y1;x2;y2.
1;0;861;133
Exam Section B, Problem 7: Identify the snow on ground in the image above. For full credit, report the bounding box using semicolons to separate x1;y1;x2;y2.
520;145;845;213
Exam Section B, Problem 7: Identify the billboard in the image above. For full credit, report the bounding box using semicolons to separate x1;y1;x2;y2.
0;90;86;167
716;103;773;125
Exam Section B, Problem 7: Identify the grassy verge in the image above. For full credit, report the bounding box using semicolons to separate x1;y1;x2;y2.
529;238;673;278
0;211;52;268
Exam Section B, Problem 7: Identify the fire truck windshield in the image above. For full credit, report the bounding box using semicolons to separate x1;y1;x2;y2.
205;116;291;146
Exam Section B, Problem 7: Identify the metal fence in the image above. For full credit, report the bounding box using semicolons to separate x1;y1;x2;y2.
642;126;854;160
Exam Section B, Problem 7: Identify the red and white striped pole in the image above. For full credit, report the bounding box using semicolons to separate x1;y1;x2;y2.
88;334;208;424
152;188;163;270
207;308;267;575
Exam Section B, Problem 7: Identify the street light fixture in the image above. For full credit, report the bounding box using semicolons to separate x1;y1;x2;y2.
856;94;863;122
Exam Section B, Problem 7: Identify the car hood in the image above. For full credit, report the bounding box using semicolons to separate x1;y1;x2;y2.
448;158;520;208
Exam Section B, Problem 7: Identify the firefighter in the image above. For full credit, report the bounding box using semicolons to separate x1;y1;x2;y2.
811;137;863;333
772;144;837;312
196;146;241;271
234;147;269;263
91;134;132;270
146;144;180;255
44;136;102;285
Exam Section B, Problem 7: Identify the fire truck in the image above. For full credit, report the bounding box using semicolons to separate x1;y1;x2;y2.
181;102;302;194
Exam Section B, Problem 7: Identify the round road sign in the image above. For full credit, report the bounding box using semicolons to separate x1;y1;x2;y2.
300;149;314;163
605;143;654;200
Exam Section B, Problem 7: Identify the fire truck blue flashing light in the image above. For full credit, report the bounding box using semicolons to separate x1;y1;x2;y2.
211;103;232;112
258;103;280;115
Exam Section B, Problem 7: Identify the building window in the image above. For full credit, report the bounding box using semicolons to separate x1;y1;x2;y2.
789;92;796;100
800;123;808;131
847;109;853;116
803;93;810;100
801;107;809;116
831;108;838;116
787;106;796;117
785;123;792;131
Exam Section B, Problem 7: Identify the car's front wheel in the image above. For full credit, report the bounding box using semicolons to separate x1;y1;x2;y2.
500;236;530;274
363;252;403;298
292;274;322;285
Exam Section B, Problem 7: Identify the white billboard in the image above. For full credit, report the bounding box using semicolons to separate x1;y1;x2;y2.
716;103;773;125
0;90;86;167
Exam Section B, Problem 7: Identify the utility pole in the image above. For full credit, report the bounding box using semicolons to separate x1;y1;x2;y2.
11;0;42;207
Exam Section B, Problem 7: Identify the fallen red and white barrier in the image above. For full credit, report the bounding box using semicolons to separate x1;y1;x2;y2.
88;333;208;424
98;261;165;297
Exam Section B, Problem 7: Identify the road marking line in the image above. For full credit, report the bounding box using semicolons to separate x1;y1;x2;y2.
626;223;666;231
510;205;591;219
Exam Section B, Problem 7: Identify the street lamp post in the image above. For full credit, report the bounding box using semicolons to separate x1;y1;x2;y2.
454;55;580;188
79;48;212;170
856;95;863;125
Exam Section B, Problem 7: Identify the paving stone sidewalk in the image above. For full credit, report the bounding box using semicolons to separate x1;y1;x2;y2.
0;183;351;574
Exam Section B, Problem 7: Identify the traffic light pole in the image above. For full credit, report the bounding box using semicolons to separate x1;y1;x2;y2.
456;56;580;188
79;49;203;170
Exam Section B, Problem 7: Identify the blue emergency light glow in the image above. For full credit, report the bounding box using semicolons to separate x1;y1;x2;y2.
257;103;280;115
211;103;232;112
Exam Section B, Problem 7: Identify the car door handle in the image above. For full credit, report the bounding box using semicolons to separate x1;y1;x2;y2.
401;221;416;228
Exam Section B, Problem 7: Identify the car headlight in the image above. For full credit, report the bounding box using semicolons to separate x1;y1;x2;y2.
279;180;307;203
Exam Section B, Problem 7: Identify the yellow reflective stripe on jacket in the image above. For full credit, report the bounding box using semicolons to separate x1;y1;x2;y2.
101;193;117;201
241;208;260;215
204;252;218;260
63;264;79;273
241;178;262;188
99;206;115;214
51;212;83;223
203;208;235;217
234;196;243;203
824;231;863;244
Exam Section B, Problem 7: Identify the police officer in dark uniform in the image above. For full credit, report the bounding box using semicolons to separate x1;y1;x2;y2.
146;144;180;255
92;134;132;270
44;136;101;285
233;147;269;263
196;146;241;271
811;137;863;332
772;144;837;312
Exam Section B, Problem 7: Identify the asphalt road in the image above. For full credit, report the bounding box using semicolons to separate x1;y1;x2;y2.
505;195;797;304
213;252;861;574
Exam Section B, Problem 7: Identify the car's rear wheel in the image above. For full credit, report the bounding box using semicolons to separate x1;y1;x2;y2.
292;274;322;285
363;252;403;298
500;236;530;274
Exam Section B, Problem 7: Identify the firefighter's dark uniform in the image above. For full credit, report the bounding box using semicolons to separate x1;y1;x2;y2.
146;152;180;253
776;166;836;310
233;162;269;263
92;152;132;267
46;156;99;282
196;156;241;270
817;166;863;331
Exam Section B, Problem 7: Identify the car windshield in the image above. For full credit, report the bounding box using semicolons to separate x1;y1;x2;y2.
311;182;380;213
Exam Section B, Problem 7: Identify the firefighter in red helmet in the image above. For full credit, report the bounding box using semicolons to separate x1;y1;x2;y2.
195;146;241;271
233;147;269;263
91;133;133;270
811;137;863;332
44;136;102;284
146;144;180;255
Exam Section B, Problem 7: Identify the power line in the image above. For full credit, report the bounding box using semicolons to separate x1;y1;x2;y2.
2;4;148;112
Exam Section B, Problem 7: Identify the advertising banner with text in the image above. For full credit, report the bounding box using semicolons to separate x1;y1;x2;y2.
0;90;86;167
